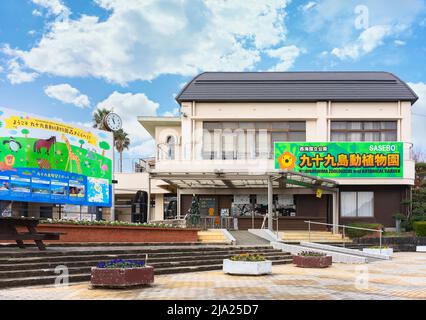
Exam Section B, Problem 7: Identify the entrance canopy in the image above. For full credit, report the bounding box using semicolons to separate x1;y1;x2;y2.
150;170;338;191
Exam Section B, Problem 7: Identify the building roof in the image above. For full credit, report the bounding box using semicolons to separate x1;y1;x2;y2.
176;72;418;104
138;116;181;137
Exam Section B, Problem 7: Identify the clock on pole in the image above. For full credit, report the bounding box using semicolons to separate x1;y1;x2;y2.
102;112;122;222
103;112;122;132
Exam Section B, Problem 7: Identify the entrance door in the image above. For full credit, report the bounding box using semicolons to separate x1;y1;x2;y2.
40;206;53;219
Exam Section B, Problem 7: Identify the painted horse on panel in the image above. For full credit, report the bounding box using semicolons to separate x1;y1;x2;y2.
34;136;56;155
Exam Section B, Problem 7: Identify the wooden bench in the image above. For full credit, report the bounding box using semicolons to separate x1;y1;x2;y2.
0;217;63;250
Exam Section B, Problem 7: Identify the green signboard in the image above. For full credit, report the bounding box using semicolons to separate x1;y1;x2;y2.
274;142;403;178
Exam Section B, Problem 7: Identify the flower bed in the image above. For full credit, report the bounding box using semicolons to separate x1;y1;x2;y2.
223;253;272;275
15;220;200;243
293;251;332;268
91;259;154;288
40;218;175;228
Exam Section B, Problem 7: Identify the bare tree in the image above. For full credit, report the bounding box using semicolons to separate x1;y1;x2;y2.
412;147;426;163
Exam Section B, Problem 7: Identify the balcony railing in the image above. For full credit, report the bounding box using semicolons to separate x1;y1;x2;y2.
156;141;414;162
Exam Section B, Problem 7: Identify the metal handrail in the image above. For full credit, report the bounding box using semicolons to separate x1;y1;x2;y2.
304;220;383;249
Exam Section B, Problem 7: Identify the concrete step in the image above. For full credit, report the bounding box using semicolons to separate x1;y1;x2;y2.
0;248;282;265
0;245;274;259
280;231;351;243
283;239;352;243
0;257;292;288
0;254;293;279
0;251;289;272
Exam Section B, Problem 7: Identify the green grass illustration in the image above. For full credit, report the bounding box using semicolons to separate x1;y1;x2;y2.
0;137;112;181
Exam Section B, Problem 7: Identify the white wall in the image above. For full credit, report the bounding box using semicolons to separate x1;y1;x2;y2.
152;100;414;185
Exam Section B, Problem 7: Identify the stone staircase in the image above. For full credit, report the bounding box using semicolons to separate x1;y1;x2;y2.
280;231;352;243
0;244;293;288
197;230;230;243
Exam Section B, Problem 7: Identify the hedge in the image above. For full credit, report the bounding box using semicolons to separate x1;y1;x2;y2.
345;223;383;239
413;221;426;237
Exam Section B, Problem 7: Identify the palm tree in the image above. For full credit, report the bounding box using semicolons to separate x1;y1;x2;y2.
92;108;131;172
114;129;130;172
92;108;112;130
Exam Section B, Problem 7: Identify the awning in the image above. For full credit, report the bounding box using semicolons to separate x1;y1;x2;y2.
150;170;338;191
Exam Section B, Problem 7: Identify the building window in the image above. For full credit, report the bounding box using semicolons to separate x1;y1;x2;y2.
330;121;397;142
341;191;374;217
202;121;306;160
166;135;175;160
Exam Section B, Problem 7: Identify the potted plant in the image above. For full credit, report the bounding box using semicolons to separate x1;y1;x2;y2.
91;258;154;288
393;213;406;233
223;253;272;275
362;246;393;257
293;251;332;268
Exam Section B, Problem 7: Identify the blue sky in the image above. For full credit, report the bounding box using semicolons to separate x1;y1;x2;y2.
1;0;426;169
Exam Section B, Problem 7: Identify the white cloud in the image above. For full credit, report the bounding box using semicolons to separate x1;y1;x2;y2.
4;0;290;85
6;59;38;84
300;1;316;12
96;92;159;159
331;25;393;59
394;40;406;46
44;83;90;108
267;45;301;71
31;0;70;17
32;9;42;17
408;82;426;151
303;0;425;58
162;107;180;117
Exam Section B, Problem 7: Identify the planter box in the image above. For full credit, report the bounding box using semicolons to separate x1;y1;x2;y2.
91;266;154;288
363;248;393;256
223;259;272;275
416;246;426;252
16;224;200;243
293;255;332;268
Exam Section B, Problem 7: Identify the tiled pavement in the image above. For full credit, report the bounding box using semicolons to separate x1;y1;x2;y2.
1;252;425;300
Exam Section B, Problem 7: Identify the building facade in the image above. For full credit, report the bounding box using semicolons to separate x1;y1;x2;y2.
138;72;418;231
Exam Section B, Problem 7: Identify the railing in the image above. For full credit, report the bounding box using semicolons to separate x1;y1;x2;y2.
260;214;280;239
155;141;414;162
185;214;234;230
304;220;383;249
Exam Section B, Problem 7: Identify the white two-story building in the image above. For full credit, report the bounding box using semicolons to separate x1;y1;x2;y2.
136;72;417;232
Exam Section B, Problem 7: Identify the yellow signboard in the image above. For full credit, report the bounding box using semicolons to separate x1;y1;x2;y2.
5;115;97;146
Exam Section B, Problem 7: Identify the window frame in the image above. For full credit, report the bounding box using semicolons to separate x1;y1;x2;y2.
340;191;374;218
202;121;306;160
330;121;398;142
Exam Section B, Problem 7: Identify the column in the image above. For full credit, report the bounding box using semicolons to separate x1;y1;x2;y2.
268;176;273;231
177;188;181;219
332;190;339;234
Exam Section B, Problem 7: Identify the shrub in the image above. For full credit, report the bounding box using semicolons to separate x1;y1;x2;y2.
40;218;175;228
403;214;426;231
230;253;266;262
413;221;426;237
345;223;383;239
298;251;326;257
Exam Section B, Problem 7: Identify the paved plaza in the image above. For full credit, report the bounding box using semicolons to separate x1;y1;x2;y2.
1;252;426;300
